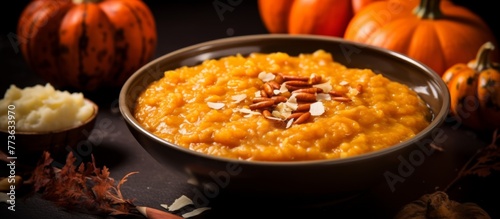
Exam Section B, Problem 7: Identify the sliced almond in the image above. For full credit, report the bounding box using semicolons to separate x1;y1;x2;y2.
309;102;325;116
258;71;275;82
207;102;225;110
231;94;247;103
316;93;331;101
313;82;332;93
286;118;294;128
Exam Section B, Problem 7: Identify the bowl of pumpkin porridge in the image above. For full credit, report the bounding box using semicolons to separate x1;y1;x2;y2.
119;34;449;198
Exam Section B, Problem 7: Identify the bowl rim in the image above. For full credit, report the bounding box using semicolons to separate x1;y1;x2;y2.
0;98;99;135
119;33;450;166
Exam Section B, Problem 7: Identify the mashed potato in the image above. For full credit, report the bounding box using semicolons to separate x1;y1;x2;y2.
0;83;95;132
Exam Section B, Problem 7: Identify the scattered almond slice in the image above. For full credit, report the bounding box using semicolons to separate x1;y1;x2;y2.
258;71;275;82
309;102;325;116
182;207;212;218
286;118;294;128
207;102;225;110
254;91;261;98
279;83;289;93
238;108;261;115
237;108;262;118
231;94;247;103
179;128;188;135
284;102;298;111
348;87;359;96
137;206;182;219
167;195;193;211
265;115;283;121
285;94;298;111
316;93;331;101
339;80;349;86
313;81;332;93
160;204;170;210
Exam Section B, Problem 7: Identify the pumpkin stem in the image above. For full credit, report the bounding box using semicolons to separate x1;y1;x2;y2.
470;42;495;72
413;0;443;20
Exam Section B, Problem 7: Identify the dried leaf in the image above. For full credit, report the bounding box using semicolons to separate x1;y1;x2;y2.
444;129;500;191
29;151;138;216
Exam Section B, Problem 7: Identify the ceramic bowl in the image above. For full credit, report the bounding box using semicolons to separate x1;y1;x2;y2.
0;99;98;166
119;34;450;200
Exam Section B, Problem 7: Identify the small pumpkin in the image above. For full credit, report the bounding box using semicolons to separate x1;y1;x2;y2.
395;191;491;219
344;0;498;76
17;0;157;91
442;42;500;130
257;0;382;37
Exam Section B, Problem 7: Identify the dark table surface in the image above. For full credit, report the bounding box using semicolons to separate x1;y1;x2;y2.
1;1;499;219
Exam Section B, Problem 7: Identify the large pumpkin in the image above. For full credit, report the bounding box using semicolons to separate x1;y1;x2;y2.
257;0;381;37
344;0;498;76
17;0;157;91
442;42;500;130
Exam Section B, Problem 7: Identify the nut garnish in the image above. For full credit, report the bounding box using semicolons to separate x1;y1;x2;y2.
246;72;357;128
231;94;247;103
207;102;225;109
293;112;311;124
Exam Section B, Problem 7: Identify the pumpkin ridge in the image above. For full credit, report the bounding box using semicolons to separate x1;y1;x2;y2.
77;3;91;87
111;28;127;81
122;1;147;68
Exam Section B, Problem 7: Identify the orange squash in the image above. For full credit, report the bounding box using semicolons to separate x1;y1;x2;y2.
442;42;500;130
17;0;157;91
257;0;381;37
344;0;498;76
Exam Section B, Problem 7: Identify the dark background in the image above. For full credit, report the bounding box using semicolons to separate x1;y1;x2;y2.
0;1;499;219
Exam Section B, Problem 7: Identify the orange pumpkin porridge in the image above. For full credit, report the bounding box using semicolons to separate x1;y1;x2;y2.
134;50;431;161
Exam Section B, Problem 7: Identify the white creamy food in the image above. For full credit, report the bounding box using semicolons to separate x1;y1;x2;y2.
0;83;94;132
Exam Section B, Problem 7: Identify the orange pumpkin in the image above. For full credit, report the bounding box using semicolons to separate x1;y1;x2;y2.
344;0;498;76
442;42;500;130
258;0;382;37
17;0;157;91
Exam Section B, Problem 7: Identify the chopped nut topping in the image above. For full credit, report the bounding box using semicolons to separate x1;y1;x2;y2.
248;72;352;128
231;94;247;103
309;102;325;116
207;102;225;109
258;71;275;82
